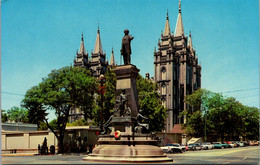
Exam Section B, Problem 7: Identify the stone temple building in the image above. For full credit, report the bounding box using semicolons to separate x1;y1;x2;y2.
70;27;116;122
154;1;201;132
73;26;114;78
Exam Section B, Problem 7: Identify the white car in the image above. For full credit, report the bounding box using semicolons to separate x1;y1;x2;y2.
201;142;214;150
160;143;185;153
160;146;171;153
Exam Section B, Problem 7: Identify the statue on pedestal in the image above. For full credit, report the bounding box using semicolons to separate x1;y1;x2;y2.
121;29;134;65
134;110;150;133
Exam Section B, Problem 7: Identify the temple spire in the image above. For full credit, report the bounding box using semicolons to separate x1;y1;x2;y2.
188;31;193;50
174;0;184;36
163;10;171;36
179;0;181;13
79;33;86;54
110;47;115;66
94;26;103;54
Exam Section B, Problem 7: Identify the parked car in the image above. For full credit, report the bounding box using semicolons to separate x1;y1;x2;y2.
221;142;229;148
225;141;234;148
160;145;171;153
180;144;188;151
200;142;214;150
235;141;244;147
249;140;255;146
250;140;259;146
243;141;250;147
161;143;185;153
234;141;241;147
230;141;238;147
188;143;202;151
213;142;227;149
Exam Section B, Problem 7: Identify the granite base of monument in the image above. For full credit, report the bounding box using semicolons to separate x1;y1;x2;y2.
82;65;173;163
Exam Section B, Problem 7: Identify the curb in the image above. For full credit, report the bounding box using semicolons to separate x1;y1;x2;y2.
2;153;38;157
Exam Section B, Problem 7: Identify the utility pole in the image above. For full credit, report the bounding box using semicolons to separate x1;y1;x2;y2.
98;74;106;132
204;108;207;142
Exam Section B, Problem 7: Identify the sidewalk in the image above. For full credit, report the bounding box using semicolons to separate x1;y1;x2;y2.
2;152;88;157
2;153;39;156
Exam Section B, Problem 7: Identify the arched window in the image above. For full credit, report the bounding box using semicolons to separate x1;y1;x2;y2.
161;67;166;80
162;99;166;108
161;84;166;95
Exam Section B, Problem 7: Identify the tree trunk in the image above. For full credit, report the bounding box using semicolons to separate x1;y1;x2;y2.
58;135;64;153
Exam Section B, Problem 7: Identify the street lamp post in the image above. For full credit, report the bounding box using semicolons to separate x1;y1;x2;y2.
204;108;207;142
98;74;106;133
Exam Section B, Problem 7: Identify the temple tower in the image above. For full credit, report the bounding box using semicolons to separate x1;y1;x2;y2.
90;26;108;77
154;0;201;132
74;33;90;69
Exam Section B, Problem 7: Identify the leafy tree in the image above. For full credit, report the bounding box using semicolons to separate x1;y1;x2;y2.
5;106;29;123
67;119;88;126
21;86;47;127
183;88;259;141
38;121;48;130
92;67;117;127
103;67;117;122
136;74;167;132
1;110;8;123
21;66;97;153
242;106;259;140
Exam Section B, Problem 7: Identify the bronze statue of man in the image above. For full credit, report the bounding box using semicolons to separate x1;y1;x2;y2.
121;29;134;65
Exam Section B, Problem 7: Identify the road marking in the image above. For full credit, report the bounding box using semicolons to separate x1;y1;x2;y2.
243;156;247;160
218;147;259;156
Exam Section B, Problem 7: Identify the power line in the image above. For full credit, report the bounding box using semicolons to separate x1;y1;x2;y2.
221;88;259;94
1;91;24;96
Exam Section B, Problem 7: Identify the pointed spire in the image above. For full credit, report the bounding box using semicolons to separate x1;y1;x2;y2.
179;0;181;13
163;10;171;36
79;33;86;54
110;47;115;66
94;26;103;54
174;0;184;36
188;31;193;50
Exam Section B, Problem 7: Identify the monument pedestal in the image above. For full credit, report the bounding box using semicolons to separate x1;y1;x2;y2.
82;65;173;163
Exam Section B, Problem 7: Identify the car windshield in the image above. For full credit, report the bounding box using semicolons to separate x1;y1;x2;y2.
189;144;195;146
166;144;179;147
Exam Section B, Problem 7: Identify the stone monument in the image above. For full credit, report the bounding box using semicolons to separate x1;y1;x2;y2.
83;29;173;163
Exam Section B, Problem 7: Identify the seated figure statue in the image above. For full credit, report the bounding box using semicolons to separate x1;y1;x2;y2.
100;89;131;135
134;110;150;134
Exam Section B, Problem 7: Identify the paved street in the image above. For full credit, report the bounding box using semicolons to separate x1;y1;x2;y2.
2;146;259;164
169;146;260;164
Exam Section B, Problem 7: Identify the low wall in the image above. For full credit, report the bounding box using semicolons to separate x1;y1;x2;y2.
1;130;57;153
1;126;99;153
156;132;191;145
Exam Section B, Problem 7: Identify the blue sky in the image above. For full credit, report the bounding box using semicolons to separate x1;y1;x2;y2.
1;0;259;120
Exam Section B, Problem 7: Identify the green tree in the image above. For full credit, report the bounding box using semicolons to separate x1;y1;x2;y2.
38;121;48;130
183;88;260;141
242;106;259;140
21;86;48;127
182;89;211;138
136;74;167;132
5;106;29;123
103;67;117;122
67;119;89;126
21;66;97;153
1;109;8;123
